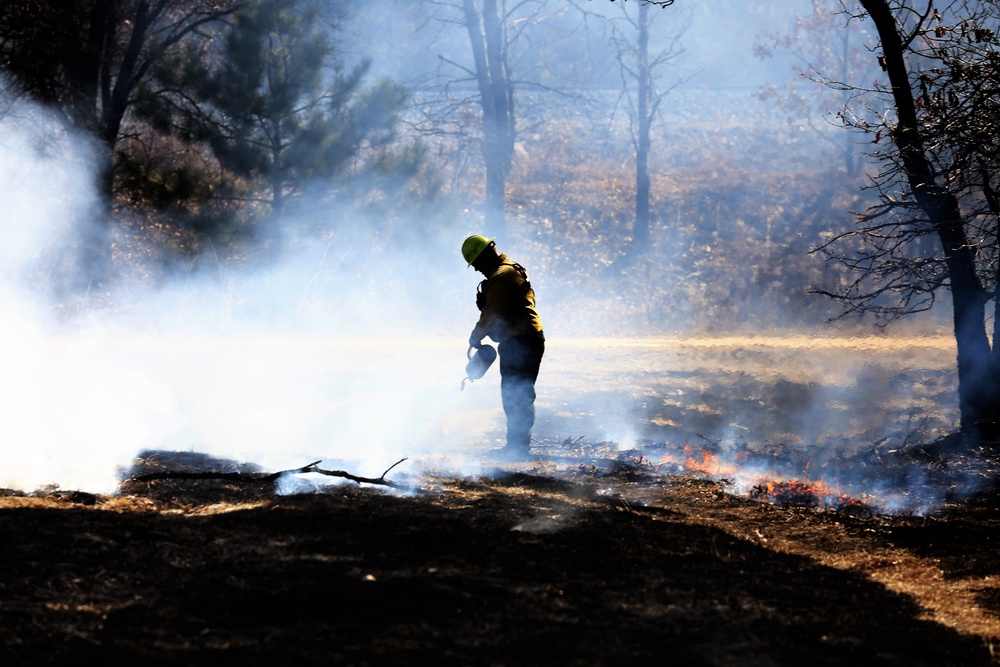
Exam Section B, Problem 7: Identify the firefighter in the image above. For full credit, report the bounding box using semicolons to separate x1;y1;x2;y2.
462;234;545;459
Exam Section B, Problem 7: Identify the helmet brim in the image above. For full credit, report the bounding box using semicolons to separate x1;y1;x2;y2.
463;236;495;266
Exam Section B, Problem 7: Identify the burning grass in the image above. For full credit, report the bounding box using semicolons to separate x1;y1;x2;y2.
646;433;1000;516
747;479;873;513
650;443;877;511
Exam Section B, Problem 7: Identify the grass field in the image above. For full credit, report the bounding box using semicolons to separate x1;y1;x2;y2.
529;335;965;513
4;333;967;513
539;334;958;448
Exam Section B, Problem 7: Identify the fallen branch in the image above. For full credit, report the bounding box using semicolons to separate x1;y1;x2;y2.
308;458;408;488
127;458;408;489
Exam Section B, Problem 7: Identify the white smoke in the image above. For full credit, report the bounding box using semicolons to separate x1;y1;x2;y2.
0;95;500;494
0;99;173;492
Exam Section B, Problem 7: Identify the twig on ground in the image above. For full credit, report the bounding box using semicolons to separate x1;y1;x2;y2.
307;459;408;488
697;434;720;448
381;458;408;479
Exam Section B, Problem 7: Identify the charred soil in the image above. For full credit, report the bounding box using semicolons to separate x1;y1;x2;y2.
3;456;1000;666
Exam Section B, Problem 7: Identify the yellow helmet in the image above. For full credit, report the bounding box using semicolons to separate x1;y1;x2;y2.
461;235;494;266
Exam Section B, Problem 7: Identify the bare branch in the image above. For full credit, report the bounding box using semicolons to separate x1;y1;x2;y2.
125;459;408;489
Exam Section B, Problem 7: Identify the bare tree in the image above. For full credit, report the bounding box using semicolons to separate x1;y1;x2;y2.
817;0;1000;440
461;0;516;240
405;0;588;243
754;0;882;178
608;0;684;258
398;0;524;241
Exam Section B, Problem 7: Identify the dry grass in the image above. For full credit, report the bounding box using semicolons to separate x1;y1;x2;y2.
3;462;999;664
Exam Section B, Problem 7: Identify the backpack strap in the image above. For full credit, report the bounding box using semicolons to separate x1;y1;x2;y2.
508;261;531;291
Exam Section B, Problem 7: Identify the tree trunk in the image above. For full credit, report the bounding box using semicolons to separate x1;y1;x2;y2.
633;3;651;249
463;0;514;243
860;0;999;439
633;2;651;251
65;1;119;289
837;28;860;178
102;2;153;155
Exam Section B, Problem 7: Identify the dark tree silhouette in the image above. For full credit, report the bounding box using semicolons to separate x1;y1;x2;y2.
461;0;515;242
0;0;240;285
0;0;240;200
151;0;408;221
817;0;1000;440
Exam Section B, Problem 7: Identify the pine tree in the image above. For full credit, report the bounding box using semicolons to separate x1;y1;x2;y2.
155;0;408;220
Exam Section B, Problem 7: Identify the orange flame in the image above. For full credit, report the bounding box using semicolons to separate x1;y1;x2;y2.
660;448;867;510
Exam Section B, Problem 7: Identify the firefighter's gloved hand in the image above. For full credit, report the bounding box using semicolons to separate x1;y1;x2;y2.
469;336;481;349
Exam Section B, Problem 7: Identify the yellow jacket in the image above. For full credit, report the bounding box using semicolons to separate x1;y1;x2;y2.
471;253;543;344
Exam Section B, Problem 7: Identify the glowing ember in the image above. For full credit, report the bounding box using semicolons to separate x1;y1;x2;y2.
748;479;870;511
661;446;736;476
751;480;828;506
660;447;871;512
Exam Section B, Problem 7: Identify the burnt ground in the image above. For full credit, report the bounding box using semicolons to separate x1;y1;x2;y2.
3;447;1000;666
